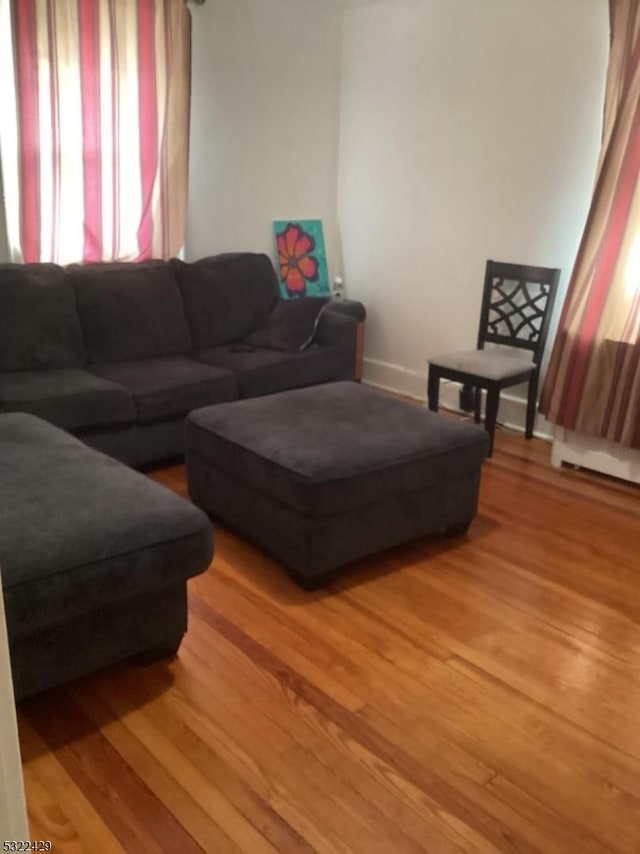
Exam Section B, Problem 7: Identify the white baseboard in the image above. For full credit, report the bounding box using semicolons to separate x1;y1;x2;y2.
362;357;553;440
551;427;640;484
362;358;426;400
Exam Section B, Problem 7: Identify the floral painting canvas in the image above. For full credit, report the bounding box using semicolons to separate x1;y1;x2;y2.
273;220;330;298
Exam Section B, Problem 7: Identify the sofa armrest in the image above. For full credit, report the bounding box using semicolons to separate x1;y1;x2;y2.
324;297;366;323
316;298;366;347
315;308;358;349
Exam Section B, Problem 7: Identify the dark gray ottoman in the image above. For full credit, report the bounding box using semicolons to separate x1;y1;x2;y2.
0;413;213;699
186;382;488;588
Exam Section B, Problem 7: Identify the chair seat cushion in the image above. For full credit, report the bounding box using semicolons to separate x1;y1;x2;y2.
429;348;535;381
88;356;238;423
186;381;489;517
0;369;134;431
195;345;344;398
0;413;213;638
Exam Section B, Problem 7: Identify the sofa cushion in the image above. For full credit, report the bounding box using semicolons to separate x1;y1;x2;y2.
71;262;192;363
245;297;330;351
0;413;213;638
89;356;239;423
0;263;86;371
195;345;345;399
0;369;134;431
174;254;279;349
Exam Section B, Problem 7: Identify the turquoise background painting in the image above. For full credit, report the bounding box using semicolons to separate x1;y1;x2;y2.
273;219;330;298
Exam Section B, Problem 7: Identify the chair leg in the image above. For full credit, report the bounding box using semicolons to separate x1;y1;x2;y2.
525;372;540;439
474;387;482;424
484;388;500;457
427;367;440;412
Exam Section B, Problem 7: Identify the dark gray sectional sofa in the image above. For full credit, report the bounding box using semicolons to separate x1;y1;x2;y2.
0;253;364;467
0;253;364;698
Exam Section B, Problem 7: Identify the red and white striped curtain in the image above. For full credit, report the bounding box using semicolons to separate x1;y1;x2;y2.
540;0;640;448
6;0;191;264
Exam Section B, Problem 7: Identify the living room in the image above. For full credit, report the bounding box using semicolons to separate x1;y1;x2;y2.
2;0;640;851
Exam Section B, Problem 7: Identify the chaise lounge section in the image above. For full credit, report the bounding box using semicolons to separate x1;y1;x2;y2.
0;412;214;700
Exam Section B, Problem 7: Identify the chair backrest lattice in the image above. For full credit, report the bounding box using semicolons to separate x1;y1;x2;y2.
477;260;560;364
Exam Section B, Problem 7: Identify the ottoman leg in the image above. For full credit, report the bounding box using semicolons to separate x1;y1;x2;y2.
445;519;472;538
135;634;184;664
287;568;335;591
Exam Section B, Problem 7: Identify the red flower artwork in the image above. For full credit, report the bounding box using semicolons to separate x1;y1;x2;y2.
276;222;320;296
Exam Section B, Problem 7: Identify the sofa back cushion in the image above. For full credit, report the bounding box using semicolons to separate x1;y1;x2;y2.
174;253;279;349
0;263;86;371
71;262;192;363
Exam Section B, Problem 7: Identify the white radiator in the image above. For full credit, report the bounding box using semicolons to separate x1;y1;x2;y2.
551;427;640;485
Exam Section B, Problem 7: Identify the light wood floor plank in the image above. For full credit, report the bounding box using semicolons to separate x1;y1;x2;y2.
69;685;240;854
182;613;479;851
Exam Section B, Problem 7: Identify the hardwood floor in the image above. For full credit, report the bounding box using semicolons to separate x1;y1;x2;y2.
17;424;640;853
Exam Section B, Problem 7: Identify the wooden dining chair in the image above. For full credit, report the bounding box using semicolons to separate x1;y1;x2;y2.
427;260;560;456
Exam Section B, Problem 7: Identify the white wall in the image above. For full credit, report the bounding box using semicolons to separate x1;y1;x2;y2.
338;0;609;417
0;589;28;838
186;0;344;279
